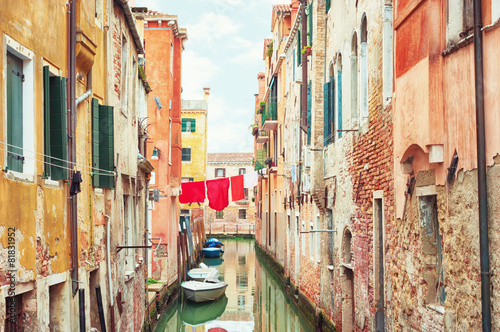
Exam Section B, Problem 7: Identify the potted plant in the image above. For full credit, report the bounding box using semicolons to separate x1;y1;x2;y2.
301;45;312;56
266;40;273;57
251;124;259;135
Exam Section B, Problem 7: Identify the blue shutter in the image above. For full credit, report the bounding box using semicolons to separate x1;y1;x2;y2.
307;83;311;145
323;82;330;145
307;5;313;46
297;29;302;66
7;53;23;173
338;70;343;138
326;0;331;12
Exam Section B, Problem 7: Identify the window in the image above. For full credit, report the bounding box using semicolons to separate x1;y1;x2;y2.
5;294;23;331
216;211;224;219
239;168;246;175
446;0;473;46
244;188;248;200
121;36;129;115
182;148;191;161
181;118;196;132
43;66;68;180
323;68;335;145
351;33;358;120
92;98;115;188
181;177;194;182
239;209;246;219
5;39;35;178
360;16;369;126
170;41;174;75
180;209;189;215
337;55;343;138
238;295;246;307
215;168;225;177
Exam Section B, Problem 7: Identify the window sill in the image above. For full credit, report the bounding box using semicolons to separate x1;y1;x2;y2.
5;170;34;183
44;179;61;187
426;304;445;314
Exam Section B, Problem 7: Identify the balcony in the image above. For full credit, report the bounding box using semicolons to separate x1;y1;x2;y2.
256;129;269;143
262;102;278;131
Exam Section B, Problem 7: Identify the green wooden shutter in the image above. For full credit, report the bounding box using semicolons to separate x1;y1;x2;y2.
181;118;187;132
326;0;331;12
307;83;311;145
7;53;23;173
323;82;330;145
297;29;302;66
49;77;68;180
92;98;101;187
338;70;343;138
99;105;114;188
191;118;196;132
330;76;335;143
43;66;51;177
304;4;313;46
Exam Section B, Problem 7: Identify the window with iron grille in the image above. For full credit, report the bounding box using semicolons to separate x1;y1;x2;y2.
216;211;224;219
239;168;246;175
239;209;246;219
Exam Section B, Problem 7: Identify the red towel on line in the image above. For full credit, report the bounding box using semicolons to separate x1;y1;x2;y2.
206;178;230;211
230;175;245;201
179;181;206;204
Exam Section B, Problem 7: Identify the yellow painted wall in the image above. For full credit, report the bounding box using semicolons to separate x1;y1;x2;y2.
180;110;207;210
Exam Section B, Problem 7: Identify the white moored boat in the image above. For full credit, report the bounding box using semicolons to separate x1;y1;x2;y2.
187;267;218;281
181;269;228;303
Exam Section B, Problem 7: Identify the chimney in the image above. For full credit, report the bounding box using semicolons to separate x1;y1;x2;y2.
203;87;211;104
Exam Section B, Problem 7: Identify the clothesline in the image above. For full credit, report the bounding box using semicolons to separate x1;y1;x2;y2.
179;170;266;211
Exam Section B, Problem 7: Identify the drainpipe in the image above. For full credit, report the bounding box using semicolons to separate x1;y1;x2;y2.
76;69;92;106
473;0;491;329
68;0;79;297
300;0;308;132
106;215;116;332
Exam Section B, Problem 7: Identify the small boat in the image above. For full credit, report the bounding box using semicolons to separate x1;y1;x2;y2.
202;247;223;258
181;270;228;303
187;267;218;281
203;256;223;267
205;238;224;248
180;295;228;326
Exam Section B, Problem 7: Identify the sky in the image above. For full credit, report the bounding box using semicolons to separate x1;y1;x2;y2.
134;0;285;153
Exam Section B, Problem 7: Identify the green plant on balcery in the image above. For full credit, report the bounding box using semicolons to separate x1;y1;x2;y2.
301;45;312;54
267;40;273;57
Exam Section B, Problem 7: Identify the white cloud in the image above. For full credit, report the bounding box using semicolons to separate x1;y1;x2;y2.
181;50;221;99
185;12;241;47
229;38;263;64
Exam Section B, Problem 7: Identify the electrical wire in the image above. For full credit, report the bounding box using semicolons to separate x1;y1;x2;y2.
0;146;115;177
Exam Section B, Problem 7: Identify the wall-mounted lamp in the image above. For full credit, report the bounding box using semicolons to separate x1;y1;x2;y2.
151;146;161;160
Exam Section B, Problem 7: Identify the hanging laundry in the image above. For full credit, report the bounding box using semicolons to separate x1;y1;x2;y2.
206;178;230;211
179;181;206;204
230;175;245;201
244;171;258;188
70;170;82;195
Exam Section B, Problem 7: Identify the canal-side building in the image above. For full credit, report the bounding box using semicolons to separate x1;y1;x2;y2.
206;152;256;234
389;0;500;329
0;1;153;330
142;9;187;288
180;89;210;254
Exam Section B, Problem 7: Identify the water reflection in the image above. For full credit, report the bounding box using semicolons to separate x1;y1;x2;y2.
153;239;313;332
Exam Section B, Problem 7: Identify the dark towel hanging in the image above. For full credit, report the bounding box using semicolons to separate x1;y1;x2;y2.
70;171;82;195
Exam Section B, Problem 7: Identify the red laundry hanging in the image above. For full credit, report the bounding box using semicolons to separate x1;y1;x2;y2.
230;175;245;201
179;181;206;204
206;178;230;211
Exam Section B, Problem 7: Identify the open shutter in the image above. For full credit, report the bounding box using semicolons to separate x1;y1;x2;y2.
49;77;68;180
323;81;330;145
307;5;313;46
330;76;335;143
326;0;331;12
99;105;114;188
297;28;302;66
7;53;23;173
307;83;311;145
191;118;196;132
338;70;343;138
92;98;101;187
181;118;187;132
43;66;51;177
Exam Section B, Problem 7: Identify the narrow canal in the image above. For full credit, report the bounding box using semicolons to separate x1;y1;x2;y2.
153;238;314;331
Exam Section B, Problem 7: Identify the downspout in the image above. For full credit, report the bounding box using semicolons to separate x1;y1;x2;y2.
68;0;79;297
106;215;116;332
300;0;308;132
473;0;491;329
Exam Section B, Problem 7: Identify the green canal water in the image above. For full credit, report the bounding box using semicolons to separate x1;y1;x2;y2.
153;238;314;332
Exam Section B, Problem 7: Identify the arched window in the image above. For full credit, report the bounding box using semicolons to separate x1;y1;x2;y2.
344;229;352;264
351;32;358;120
360;15;369;125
